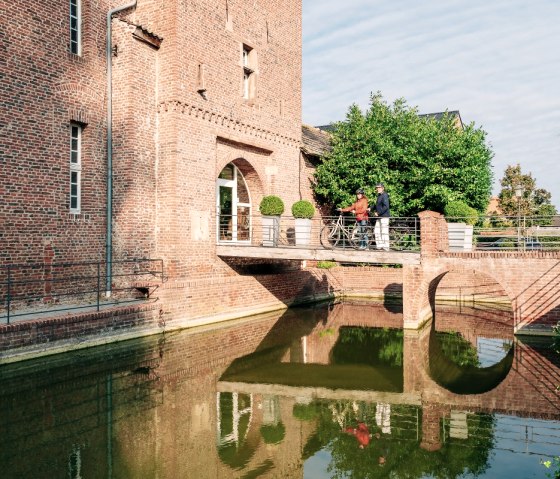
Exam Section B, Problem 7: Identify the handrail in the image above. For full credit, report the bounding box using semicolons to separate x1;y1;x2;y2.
444;215;560;251
0;258;164;325
216;213;420;251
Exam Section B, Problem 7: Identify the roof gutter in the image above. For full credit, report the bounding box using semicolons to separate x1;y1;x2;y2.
106;0;137;296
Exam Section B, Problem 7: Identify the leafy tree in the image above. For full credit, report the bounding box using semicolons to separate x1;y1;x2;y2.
313;93;494;216
497;164;558;218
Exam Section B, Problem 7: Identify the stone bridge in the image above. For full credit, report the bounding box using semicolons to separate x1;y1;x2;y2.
403;212;560;333
218;210;560;333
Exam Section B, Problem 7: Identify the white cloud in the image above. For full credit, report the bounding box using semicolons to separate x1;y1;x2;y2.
303;0;560;207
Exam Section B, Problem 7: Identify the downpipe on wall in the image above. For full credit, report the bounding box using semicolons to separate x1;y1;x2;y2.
106;1;137;297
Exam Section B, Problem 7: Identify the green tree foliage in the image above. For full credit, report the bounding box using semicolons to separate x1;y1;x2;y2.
313;93;494;216
497;164;558;219
444;200;479;224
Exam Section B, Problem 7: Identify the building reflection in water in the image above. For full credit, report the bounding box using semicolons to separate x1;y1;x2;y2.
1;299;559;478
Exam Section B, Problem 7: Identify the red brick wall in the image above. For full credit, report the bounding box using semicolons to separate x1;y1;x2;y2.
1;0;113;265
2;0;304;278
0;303;161;352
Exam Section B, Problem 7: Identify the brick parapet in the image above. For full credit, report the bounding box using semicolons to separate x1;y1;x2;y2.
0;303;161;353
418;210;448;256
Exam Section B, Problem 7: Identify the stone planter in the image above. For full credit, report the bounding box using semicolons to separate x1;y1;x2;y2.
294;218;312;246
447;223;474;251
262;215;280;246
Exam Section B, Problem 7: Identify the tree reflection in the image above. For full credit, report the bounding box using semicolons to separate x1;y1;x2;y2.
436;332;480;367
297;399;496;479
332;327;403;367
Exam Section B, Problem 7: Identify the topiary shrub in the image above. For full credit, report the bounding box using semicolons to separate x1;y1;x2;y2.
260;422;286;444
293;403;319;421
291;200;315;219
259;195;285;216
444;200;478;225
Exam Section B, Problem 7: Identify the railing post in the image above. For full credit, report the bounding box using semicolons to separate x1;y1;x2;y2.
418;211;447;256
6;264;11;325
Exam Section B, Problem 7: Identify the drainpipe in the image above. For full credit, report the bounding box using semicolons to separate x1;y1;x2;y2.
106;0;137;296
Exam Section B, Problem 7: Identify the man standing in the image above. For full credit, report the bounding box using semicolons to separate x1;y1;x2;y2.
373;183;390;251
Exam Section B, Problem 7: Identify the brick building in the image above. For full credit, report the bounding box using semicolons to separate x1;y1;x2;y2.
2;1;308;315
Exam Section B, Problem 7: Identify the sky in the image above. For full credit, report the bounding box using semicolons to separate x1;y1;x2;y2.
302;0;560;209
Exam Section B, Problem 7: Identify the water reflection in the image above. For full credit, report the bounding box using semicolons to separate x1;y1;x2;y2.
429;303;515;395
0;300;559;479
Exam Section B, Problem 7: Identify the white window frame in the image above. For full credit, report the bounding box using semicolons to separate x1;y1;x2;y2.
70;123;82;213
70;0;82;55
216;164;252;243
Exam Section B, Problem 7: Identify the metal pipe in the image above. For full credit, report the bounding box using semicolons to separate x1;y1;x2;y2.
106;0;137;296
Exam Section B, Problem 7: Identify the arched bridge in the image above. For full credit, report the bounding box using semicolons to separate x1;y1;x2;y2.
216;211;560;333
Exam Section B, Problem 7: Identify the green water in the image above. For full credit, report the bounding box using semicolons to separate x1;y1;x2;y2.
0;300;558;478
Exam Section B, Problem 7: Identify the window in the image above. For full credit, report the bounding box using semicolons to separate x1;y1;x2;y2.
216;163;252;242
197;63;207;94
70;123;82;213
68;444;83;479
70;0;81;55
242;44;256;100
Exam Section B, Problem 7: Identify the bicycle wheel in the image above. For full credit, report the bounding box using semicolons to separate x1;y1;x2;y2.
320;223;341;249
366;225;376;249
389;229;404;250
347;225;361;249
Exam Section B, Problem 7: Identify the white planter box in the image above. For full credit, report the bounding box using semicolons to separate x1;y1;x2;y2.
262;216;280;246
294;218;312;246
447;223;474;251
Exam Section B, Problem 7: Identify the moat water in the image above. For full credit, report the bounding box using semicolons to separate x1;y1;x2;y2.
1;300;559;478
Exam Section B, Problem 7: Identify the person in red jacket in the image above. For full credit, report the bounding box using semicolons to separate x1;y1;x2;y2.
345;422;372;448
338;188;369;249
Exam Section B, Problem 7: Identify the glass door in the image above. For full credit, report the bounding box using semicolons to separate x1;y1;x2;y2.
218;183;234;241
216;164;252;243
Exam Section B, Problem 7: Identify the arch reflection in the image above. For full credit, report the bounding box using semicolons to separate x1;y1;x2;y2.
429;302;515;395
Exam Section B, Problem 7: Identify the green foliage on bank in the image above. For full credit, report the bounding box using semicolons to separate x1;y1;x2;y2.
316;260;338;269
314;92;493;216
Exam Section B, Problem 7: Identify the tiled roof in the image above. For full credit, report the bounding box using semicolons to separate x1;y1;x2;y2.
418;110;463;128
301;124;332;158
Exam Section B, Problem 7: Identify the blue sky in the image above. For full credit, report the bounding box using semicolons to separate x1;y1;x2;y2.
302;0;560;208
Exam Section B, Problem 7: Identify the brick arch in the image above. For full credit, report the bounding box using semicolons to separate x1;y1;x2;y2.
408;263;515;328
52;82;105;154
230;157;265;206
54;82;104;123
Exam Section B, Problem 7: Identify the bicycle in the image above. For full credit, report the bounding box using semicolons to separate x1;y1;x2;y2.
320;214;373;249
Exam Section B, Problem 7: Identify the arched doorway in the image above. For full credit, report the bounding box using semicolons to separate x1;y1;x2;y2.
216;163;252;242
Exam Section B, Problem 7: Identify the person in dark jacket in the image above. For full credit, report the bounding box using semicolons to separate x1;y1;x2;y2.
373;183;390;250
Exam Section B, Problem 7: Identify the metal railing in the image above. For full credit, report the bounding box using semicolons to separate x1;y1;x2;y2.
445;215;560;251
217;214;420;251
0;258;164;324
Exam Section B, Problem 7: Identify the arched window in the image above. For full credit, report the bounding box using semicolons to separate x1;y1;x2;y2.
216;163;252;242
